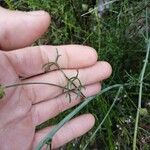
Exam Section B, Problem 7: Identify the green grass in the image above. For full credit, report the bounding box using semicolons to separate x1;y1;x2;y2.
1;0;150;149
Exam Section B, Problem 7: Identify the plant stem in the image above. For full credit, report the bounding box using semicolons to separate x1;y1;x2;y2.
5;82;65;89
4;82;83;100
133;39;150;150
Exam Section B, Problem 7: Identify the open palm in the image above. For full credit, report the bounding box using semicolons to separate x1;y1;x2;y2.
0;7;112;150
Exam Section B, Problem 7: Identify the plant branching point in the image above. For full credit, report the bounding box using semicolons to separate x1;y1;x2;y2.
42;48;61;72
64;70;86;102
42;49;86;102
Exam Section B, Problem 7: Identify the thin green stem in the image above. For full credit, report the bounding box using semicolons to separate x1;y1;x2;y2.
132;2;150;148
133;39;150;150
36;84;123;150
83;86;123;150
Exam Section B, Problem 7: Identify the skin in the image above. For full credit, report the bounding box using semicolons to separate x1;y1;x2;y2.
0;7;112;150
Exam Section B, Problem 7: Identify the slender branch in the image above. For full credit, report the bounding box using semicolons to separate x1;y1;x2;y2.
5;82;65;89
43;49;86;100
133;39;150;150
4;82;83;100
56;65;86;99
133;3;150;148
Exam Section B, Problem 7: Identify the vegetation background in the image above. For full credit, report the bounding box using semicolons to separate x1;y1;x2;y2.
1;0;150;150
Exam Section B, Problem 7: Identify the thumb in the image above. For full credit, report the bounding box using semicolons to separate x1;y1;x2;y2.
0;7;50;50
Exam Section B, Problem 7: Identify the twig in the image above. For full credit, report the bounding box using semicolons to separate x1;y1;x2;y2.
0;82;84;102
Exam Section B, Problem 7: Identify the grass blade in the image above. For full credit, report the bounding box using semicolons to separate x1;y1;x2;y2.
83;86;123;150
36;84;123;150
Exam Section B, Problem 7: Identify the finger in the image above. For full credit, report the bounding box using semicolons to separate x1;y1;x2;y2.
0;7;50;50
6;45;97;78
23;61;112;104
32;83;101;126
33;114;95;150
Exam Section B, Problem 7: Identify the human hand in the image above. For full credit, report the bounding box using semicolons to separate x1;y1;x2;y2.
0;7;112;150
